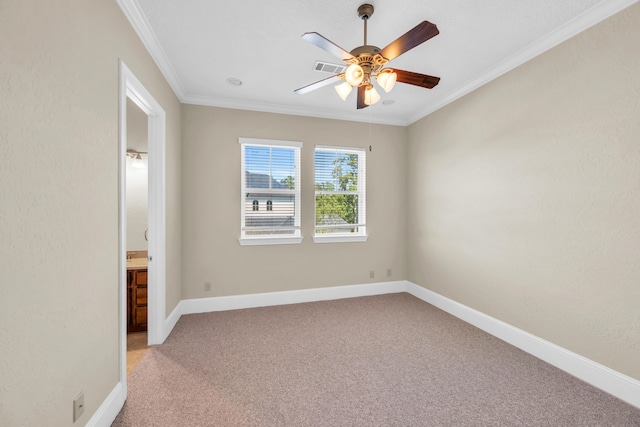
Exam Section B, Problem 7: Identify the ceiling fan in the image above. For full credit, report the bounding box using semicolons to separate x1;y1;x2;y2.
294;3;441;109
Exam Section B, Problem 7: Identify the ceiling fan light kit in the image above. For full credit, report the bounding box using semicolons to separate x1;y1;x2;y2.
364;85;380;106
345;63;365;86
335;81;353;101
376;68;397;93
295;3;441;110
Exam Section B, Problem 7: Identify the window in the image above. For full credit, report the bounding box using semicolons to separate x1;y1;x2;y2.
239;138;302;245
314;145;367;243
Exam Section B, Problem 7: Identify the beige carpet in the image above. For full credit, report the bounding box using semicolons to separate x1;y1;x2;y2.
113;293;640;426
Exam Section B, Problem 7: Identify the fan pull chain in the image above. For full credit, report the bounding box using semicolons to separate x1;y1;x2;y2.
368;106;373;149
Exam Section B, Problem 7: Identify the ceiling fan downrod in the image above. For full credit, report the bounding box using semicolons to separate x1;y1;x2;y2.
347;4;385;91
358;4;374;46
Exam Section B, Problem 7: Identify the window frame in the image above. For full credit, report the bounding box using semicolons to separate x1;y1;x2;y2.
313;145;367;244
238;137;303;246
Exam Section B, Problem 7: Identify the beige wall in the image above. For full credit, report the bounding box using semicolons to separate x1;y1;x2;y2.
181;105;407;298
0;1;181;425
407;3;640;380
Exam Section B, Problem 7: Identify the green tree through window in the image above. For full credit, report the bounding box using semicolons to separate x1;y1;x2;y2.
315;148;365;237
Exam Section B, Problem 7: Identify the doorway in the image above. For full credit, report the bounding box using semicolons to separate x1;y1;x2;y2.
118;61;167;387
125;98;149;374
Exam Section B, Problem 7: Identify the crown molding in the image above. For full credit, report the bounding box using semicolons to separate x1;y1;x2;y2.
116;0;187;99
116;0;404;125
181;93;408;126
118;0;637;127
407;0;639;125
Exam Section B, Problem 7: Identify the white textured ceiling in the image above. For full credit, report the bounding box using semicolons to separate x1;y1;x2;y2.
119;0;635;126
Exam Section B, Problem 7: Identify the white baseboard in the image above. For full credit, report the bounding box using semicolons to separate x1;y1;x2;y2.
404;281;640;410
99;279;638;425
180;280;407;315
161;302;183;342
85;381;125;427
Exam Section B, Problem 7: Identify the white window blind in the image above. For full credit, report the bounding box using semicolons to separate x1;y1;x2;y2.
314;145;367;243
239;138;302;245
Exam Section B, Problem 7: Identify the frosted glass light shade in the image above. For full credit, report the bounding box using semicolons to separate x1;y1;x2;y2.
131;153;144;169
345;64;364;86
364;86;381;106
376;69;397;93
335;81;353;101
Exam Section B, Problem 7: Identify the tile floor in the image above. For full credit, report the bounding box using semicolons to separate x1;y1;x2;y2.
127;332;149;376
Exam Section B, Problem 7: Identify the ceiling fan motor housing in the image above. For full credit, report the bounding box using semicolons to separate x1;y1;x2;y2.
347;48;388;86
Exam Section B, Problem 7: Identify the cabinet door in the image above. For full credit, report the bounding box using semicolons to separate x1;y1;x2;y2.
136;285;147;306
135;306;147;327
126;271;134;330
128;269;148;333
136;270;147;286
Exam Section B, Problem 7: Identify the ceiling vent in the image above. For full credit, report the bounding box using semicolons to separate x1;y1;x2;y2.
313;61;346;74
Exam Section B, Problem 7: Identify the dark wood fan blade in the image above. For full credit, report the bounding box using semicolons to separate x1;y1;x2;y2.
356;85;368;109
380;21;439;61
302;32;354;61
394;69;440;89
294;75;343;95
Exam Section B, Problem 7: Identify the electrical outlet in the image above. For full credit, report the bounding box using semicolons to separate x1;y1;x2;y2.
204;282;212;292
369;270;375;278
386;268;392;277
73;392;84;422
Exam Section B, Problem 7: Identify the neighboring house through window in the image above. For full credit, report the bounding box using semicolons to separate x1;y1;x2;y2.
239;138;302;245
314;145;367;243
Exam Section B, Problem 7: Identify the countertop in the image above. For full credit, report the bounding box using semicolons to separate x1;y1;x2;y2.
126;258;148;270
126;250;148;270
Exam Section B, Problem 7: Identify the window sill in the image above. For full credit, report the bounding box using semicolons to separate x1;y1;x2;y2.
238;236;303;246
313;234;368;244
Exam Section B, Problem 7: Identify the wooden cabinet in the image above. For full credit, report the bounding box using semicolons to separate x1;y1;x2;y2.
127;269;148;333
